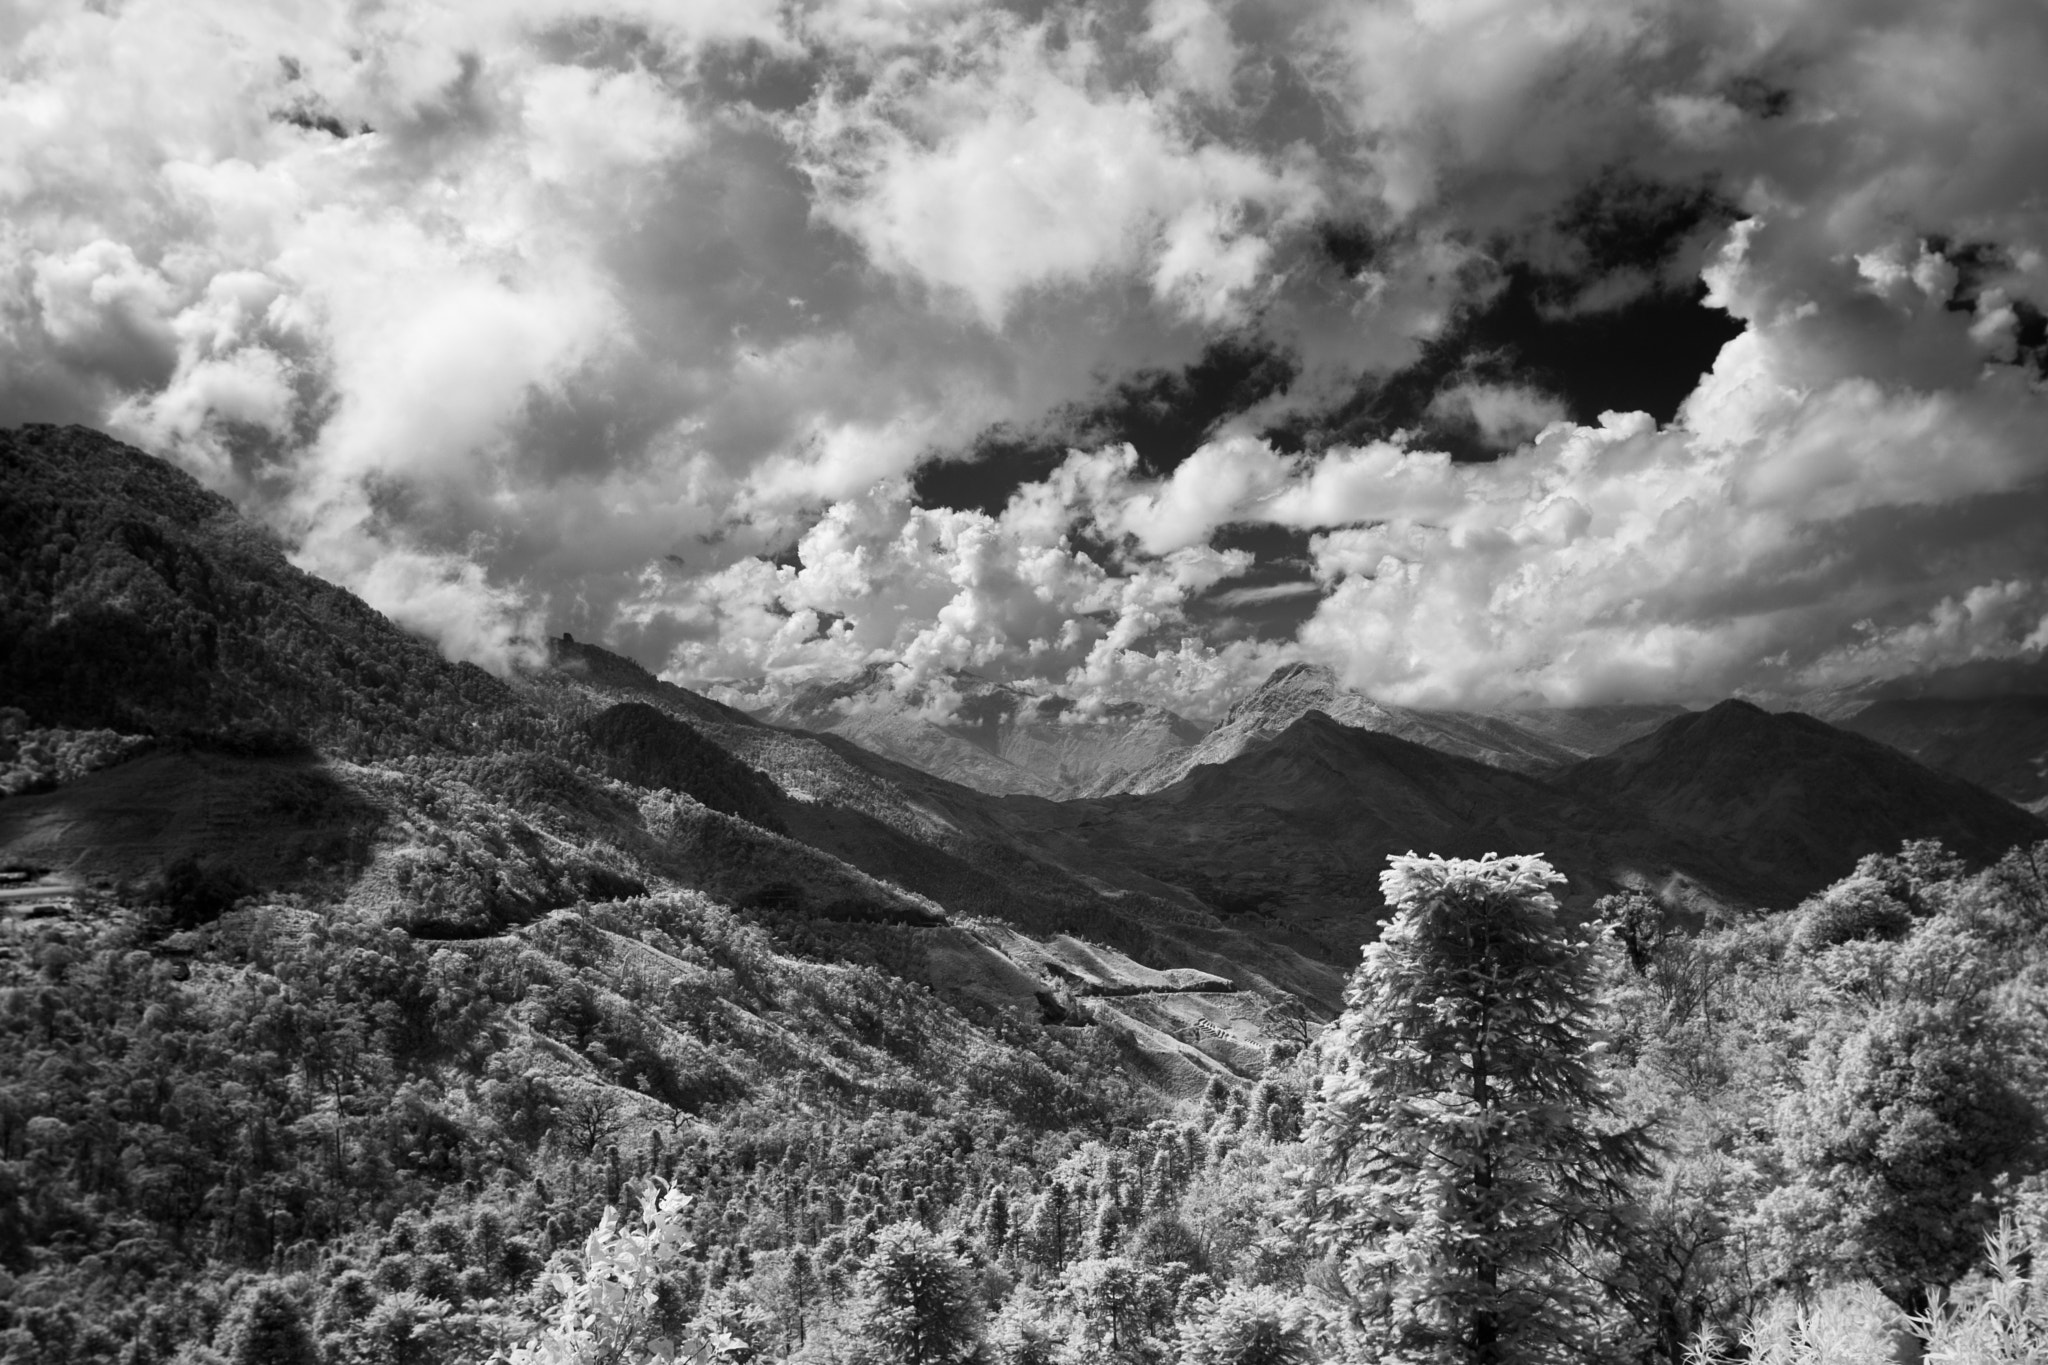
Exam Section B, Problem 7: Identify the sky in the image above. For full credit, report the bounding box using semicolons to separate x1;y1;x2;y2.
3;0;2046;717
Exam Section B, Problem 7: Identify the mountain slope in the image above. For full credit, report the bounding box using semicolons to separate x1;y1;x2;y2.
1833;696;2048;814
1494;701;1696;761
0;424;520;756
1558;700;2047;888
532;641;1349;1006
0;426;1339;1079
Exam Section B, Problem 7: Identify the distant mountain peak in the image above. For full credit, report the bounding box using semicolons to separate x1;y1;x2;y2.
1237;661;1348;703
1108;661;1644;796
727;664;1207;800
1260;660;1340;688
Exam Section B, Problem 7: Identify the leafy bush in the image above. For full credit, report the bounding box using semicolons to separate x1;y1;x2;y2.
1794;875;1914;951
507;1179;735;1365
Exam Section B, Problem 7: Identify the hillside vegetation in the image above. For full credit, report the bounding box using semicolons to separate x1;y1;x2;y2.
4;426;2048;1364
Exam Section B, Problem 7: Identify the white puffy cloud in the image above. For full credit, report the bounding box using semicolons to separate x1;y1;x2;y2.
652;476;1276;716
520;65;697;188
798;20;1322;328
1801;582;2048;690
1426;382;1572;450
1144;0;1241;103
0;0;2045;717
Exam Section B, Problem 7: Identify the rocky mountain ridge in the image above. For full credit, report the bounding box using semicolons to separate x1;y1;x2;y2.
1098;661;1683;794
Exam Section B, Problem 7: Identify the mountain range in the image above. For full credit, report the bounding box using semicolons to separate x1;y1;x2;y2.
3;424;2045;1054
724;656;1690;801
726;665;1206;799
731;653;2048;819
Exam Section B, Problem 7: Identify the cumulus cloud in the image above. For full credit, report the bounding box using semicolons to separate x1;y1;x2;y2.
1426;382;1572;451
797;19;1322;328
0;0;2044;715
1801;582;2048;690
654;474;1282;717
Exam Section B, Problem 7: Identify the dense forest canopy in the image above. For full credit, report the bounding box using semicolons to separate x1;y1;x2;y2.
11;835;2048;1364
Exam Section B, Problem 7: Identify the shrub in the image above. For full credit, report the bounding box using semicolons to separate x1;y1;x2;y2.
1794;876;1913;951
506;1179;735;1365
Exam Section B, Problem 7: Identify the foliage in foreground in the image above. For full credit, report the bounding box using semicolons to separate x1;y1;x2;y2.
7;838;2048;1364
509;1180;735;1365
1687;1215;2048;1364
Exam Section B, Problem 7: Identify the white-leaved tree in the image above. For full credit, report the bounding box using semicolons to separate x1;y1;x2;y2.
1301;852;1652;1364
507;1178;742;1365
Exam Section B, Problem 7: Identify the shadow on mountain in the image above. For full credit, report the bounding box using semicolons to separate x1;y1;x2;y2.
0;744;384;901
1835;695;2048;811
1558;700;2047;889
583;701;787;832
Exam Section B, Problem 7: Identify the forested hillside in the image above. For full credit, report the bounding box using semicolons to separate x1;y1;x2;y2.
5;427;2048;1364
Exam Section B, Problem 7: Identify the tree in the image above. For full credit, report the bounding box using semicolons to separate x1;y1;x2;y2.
849;1221;984;1365
983;1185;1011;1257
562;1089;627;1155
1301;852;1652;1364
1592;890;1664;975
1772;996;2040;1309
1059;1256;1170;1359
1023;1183;1072;1271
1177;1284;1315;1365
1089;1200;1123;1258
215;1281;318;1365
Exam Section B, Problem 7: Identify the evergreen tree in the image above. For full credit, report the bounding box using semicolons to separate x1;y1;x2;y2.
1024;1183;1071;1270
215;1281;318;1365
1089;1200;1123;1258
850;1221;984;1365
1592;890;1664;975
1062;1256;1169;1358
1301;852;1651;1364
1177;1284;1314;1365
786;1248;816;1348
983;1185;1011;1257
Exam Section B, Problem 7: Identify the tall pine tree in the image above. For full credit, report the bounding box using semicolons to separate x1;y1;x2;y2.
1301;853;1650;1364
850;1221;984;1365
